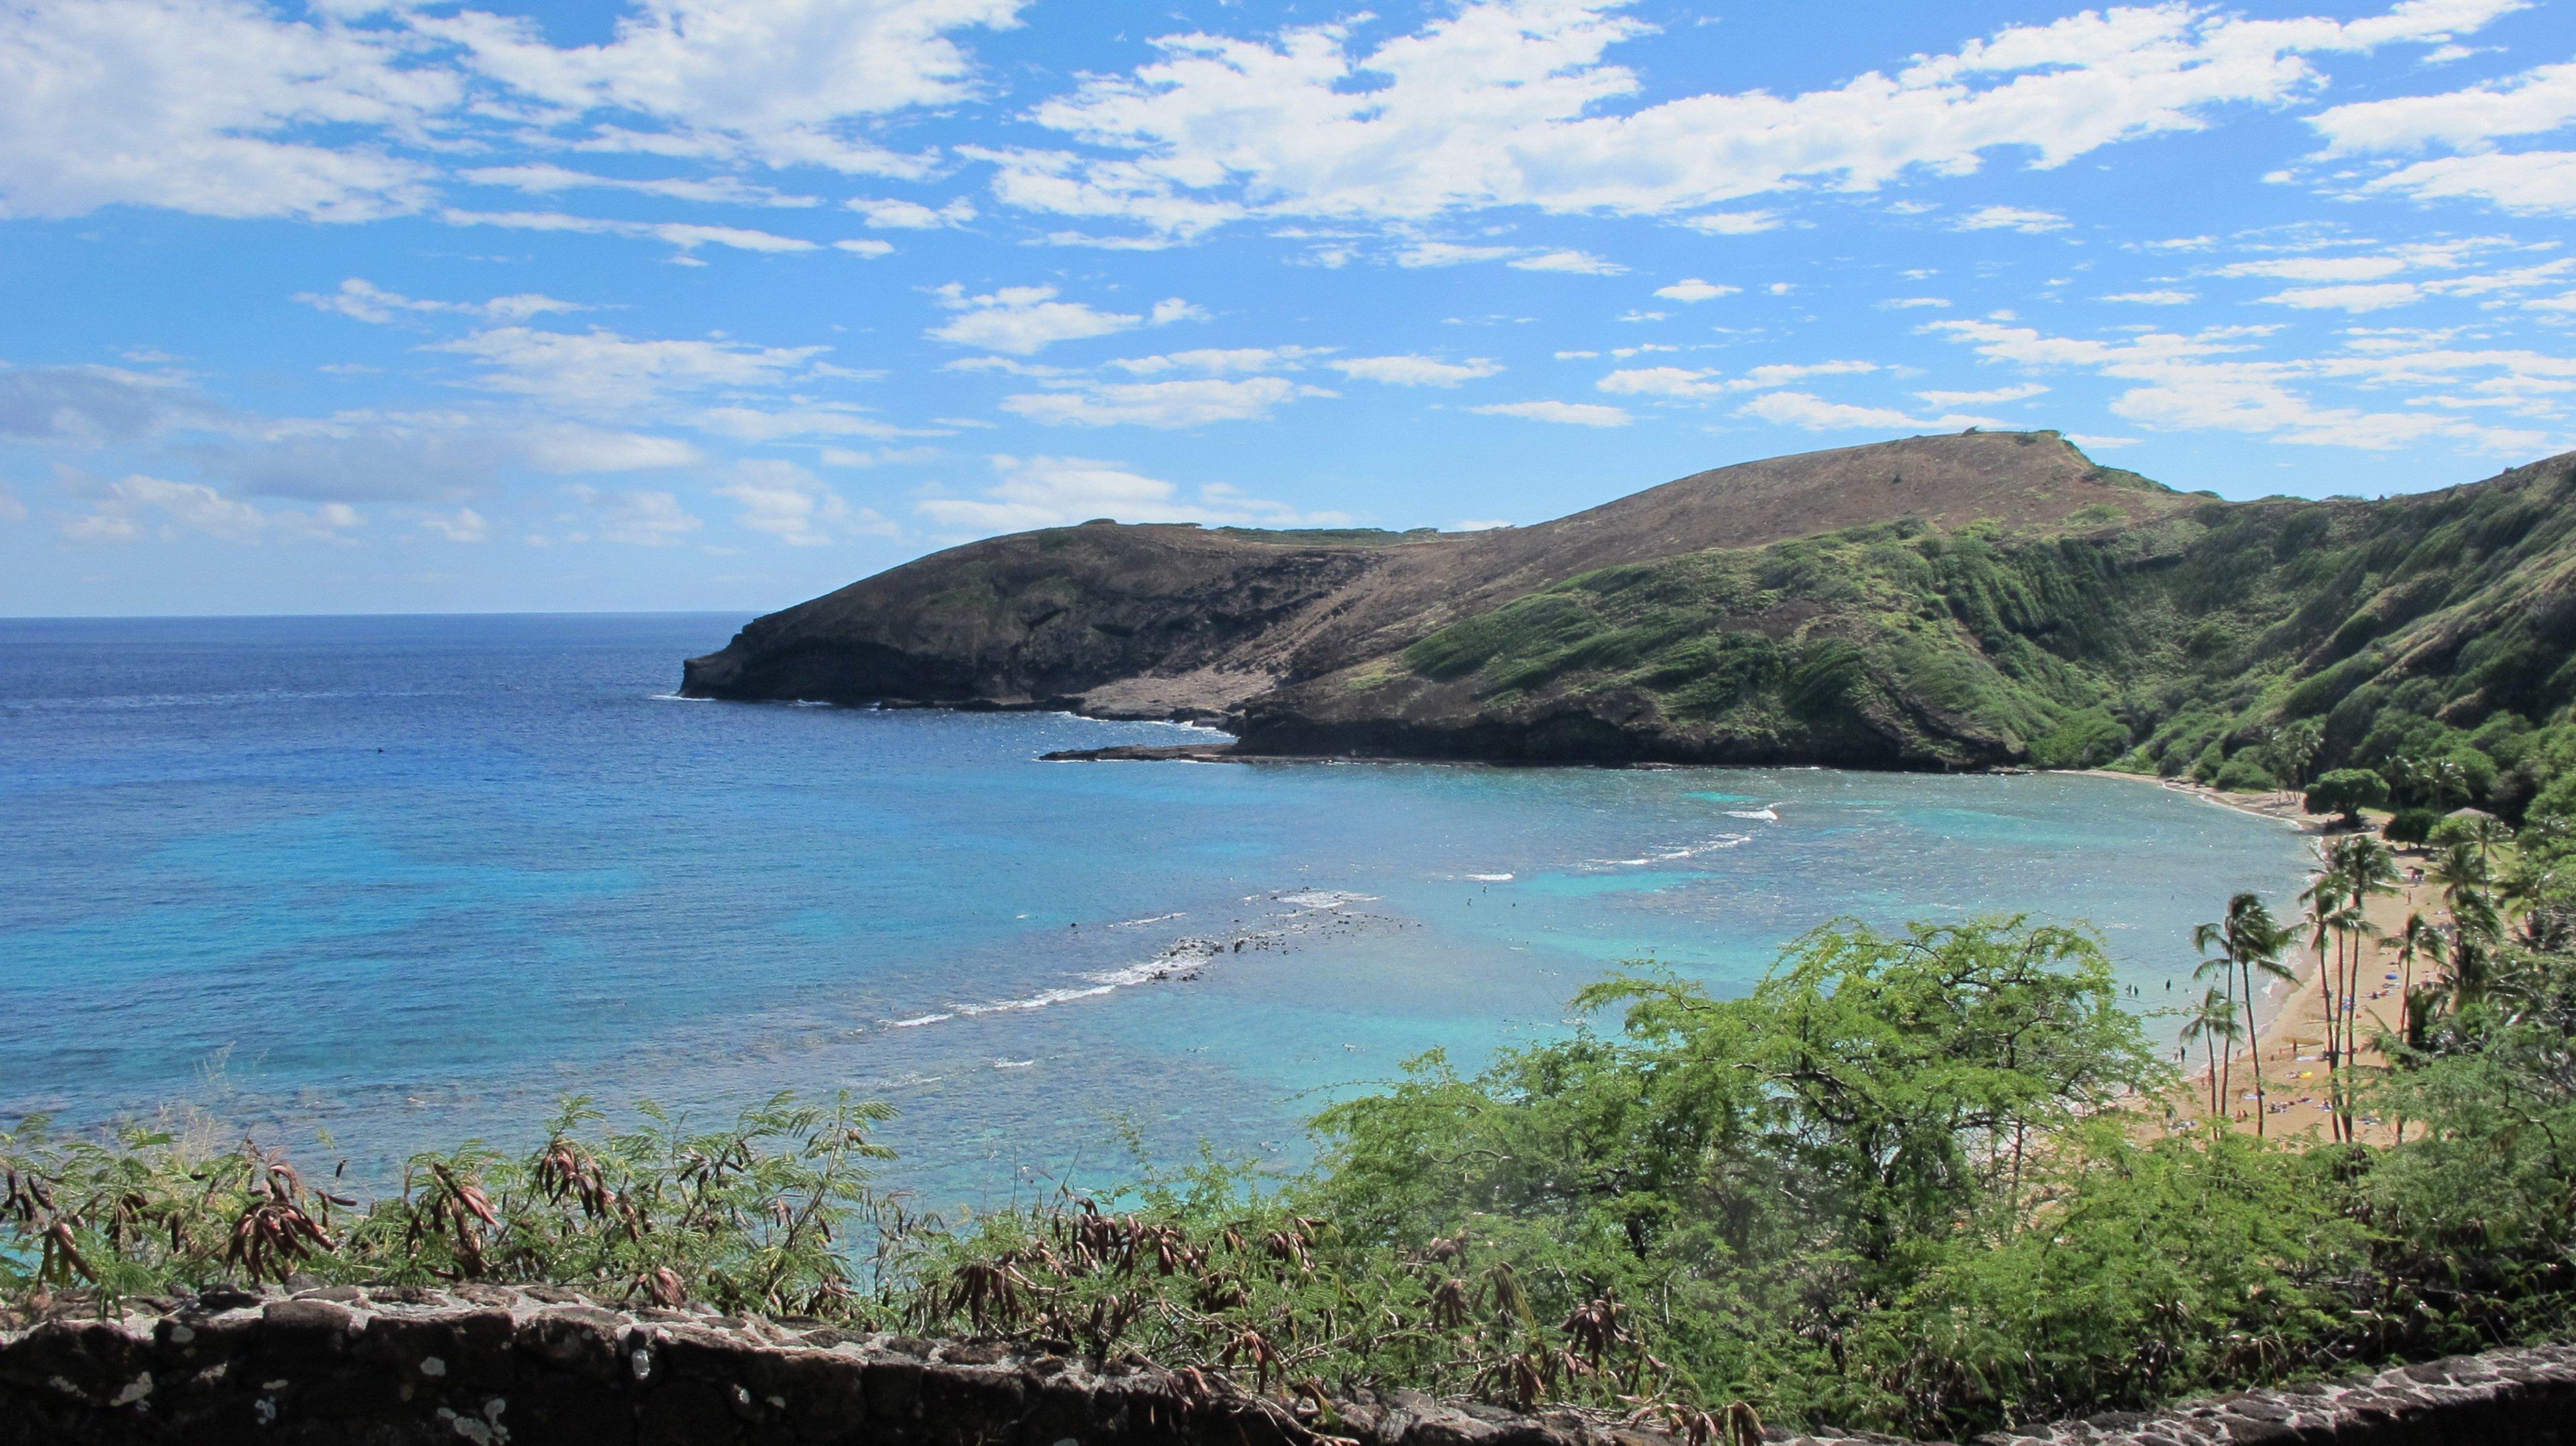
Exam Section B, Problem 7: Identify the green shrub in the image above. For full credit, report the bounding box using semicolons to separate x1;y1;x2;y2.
2213;754;2281;793
2305;768;2389;824
2384;807;2440;844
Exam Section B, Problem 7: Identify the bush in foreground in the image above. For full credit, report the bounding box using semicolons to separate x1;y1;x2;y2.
11;915;2576;1440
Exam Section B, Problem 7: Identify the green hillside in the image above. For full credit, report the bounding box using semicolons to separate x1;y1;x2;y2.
1310;447;2576;817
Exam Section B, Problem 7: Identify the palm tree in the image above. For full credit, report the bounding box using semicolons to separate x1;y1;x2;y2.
2330;835;2398;1142
2180;987;2238;1120
2393;910;2438;1039
2198;892;2293;1135
2469;813;2514;868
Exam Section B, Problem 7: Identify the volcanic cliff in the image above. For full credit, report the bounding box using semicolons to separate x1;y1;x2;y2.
682;431;2576;785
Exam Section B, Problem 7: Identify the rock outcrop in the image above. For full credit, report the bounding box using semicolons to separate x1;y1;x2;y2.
9;1285;2576;1446
682;433;2576;779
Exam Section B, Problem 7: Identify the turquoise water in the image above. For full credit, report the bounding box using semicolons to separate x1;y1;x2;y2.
1;614;2312;1207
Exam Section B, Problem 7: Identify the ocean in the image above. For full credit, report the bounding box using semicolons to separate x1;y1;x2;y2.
1;612;2312;1208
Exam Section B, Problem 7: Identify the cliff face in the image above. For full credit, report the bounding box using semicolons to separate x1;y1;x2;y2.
681;433;2576;789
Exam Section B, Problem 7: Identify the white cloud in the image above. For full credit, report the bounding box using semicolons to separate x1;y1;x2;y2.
434;327;826;413
1679;212;1778;234
1956;205;2068;233
1510;249;1626;274
1654;278;1738;303
562;484;701;546
2101;289;2198;304
929;284;1197;354
986;0;2514;233
1000;376;1323;428
1395;241;1520;268
425;0;1027;177
2360;149;2576;216
834;238;897;257
1469;400;1631;427
712;459;886;545
917;453;1351;533
440;208;822;256
295;278;585;325
695;404;909;440
1111;346;1331;375
518;423;702;472
2309;58;2576;155
61;472;357;543
1736;392;1999;432
1914;383;2049;406
0;0;453;222
2303;58;2576;216
421;507;488;542
848;195;978;228
1596;360;1880;399
2066;432;2141;449
1328;355;1503;386
1878;296;1953;309
456;163;818;208
0;364;220;444
1926;316;2564;453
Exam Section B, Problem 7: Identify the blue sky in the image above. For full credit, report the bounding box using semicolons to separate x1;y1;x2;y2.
1;0;2571;615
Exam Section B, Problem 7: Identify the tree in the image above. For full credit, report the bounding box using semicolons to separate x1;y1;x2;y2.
2196;893;2294;1136
2266;718;2324;790
2305;769;2388;829
2393;912;2439;1042
2180;987;2238;1120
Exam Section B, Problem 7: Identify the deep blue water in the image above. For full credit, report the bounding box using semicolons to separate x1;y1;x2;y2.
2;613;2312;1207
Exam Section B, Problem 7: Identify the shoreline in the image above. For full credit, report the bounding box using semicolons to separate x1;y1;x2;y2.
2164;848;2430;1142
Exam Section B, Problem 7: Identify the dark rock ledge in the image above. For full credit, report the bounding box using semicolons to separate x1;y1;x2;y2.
5;1285;2575;1445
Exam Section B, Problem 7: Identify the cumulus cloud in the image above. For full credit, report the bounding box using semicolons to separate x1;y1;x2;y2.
1468;400;1631;427
712;458;887;545
928;284;1199;354
1736;392;1999;432
421;507;488;542
2305;58;2576;216
1653;278;1738;303
433;326;828;413
60;471;358;543
560;484;701;546
0;364;220;444
1000;376;1326;428
0;0;452;222
1510;249;1626;274
2310;58;2576;155
440;208;822;256
915;453;1350;532
1926;316;2566;453
1596;360;1880;399
424;0;1027;176
456;163;819;208
294;278;586;325
1956;205;2068;233
982;0;2511;234
1110;346;1332;375
848;195;978;228
1328;355;1502;386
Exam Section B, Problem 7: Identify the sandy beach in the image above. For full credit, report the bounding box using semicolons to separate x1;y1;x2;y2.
2069;770;2445;1143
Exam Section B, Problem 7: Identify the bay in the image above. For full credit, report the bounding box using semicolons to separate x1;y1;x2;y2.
0;613;2312;1208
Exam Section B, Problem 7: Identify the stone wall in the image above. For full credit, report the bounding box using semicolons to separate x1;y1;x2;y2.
5;1286;2575;1446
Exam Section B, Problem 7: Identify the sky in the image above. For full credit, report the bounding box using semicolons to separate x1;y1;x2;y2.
1;0;2572;615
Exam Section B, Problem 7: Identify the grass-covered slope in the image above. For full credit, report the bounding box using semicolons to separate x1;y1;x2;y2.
1248;447;2576;813
686;432;2576;817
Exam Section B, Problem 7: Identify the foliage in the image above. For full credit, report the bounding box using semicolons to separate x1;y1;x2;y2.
1;1092;894;1319
2306;769;2389;825
24;907;2576;1441
1388;450;2576;818
2385;807;2440;845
